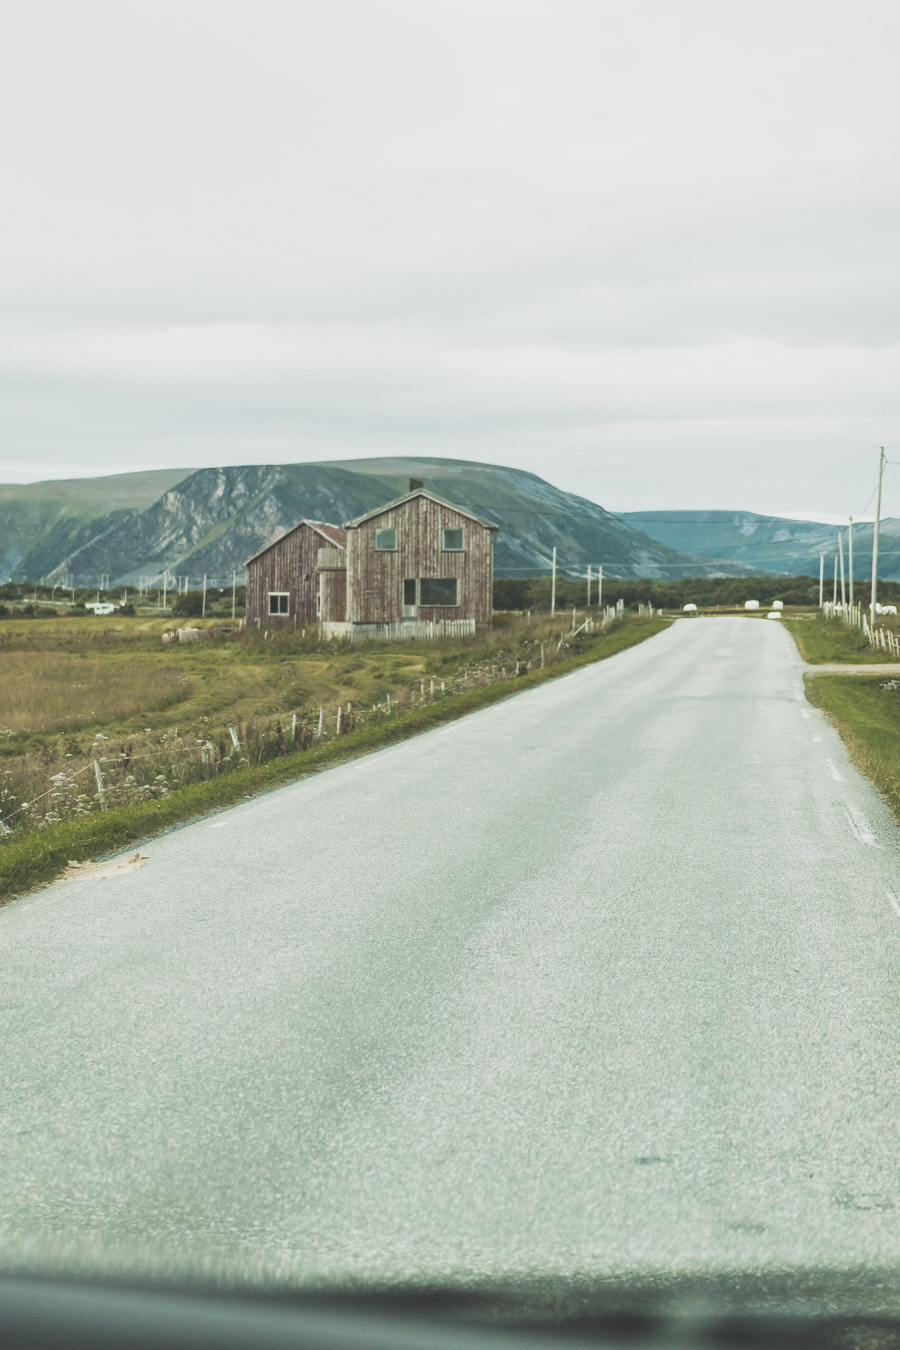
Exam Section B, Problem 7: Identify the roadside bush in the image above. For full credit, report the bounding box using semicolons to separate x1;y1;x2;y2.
173;592;204;617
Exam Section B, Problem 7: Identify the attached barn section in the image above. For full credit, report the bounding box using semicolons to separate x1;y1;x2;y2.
244;521;346;627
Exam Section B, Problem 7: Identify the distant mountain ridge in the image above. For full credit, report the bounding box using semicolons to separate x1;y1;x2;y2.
6;457;748;586
617;509;900;580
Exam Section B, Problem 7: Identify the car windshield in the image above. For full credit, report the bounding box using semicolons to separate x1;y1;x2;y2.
3;0;900;1339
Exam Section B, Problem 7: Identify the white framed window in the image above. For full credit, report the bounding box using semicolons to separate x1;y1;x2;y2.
419;577;458;606
268;592;289;615
442;527;464;551
375;527;397;551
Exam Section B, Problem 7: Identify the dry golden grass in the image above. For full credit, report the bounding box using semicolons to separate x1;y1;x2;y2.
0;651;191;734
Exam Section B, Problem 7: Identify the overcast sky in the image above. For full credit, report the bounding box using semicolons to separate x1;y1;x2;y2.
2;0;899;518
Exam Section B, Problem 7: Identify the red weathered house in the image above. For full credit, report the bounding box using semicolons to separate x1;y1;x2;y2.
244;482;496;638
332;483;496;637
244;520;346;627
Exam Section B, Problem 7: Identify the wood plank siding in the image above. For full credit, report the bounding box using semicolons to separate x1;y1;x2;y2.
345;492;496;626
245;521;346;627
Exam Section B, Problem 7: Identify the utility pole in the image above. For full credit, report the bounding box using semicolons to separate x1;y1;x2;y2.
818;553;824;608
597;564;602;610
848;517;854;608
838;532;846;608
162;571;168;611
871;446;886;622
232;569;237;621
550;547;557;616
833;555;837;605
202;572;207;617
586;564;591;607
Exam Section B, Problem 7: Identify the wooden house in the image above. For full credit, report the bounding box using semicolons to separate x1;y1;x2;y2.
323;481;496;639
245;520;346;627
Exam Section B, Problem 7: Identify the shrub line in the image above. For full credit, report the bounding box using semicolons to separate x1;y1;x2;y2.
0;619;668;903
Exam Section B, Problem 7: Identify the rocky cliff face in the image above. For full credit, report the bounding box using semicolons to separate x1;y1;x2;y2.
15;457;729;585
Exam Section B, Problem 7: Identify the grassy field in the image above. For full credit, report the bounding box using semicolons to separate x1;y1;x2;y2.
783;613;900;664
805;674;900;821
0;612;669;900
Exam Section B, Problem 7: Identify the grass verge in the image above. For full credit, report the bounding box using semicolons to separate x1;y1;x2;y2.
805;674;900;820
0;616;668;902
784;613;898;664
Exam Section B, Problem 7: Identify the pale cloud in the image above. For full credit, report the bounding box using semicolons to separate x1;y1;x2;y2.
2;0;899;518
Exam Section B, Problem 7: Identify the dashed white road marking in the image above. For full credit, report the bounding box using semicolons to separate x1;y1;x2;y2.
825;758;844;781
209;822;227;828
885;890;900;922
843;804;877;846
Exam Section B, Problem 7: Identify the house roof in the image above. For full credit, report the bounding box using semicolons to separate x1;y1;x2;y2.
343;488;498;532
244;519;346;567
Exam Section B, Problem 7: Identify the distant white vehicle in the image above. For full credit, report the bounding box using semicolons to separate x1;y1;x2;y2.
85;602;116;615
744;599;760;610
767;611;782;620
682;603;698;613
771;600;784;610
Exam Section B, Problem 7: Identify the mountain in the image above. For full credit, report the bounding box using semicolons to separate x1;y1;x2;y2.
617;510;900;580
9;457;736;586
0;468;196;581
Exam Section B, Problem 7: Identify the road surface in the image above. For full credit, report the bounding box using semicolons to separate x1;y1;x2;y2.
4;617;900;1294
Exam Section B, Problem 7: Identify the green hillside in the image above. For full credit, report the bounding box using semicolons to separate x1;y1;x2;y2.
0;468;195;581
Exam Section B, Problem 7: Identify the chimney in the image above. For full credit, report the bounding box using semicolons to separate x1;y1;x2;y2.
409;477;424;491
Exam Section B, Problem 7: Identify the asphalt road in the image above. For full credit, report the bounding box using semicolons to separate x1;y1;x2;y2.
4;617;900;1293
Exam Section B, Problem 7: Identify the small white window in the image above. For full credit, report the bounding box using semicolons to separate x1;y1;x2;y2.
268;592;289;615
442;528;464;551
375;527;397;551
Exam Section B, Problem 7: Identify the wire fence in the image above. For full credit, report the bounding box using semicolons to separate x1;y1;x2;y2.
0;610;624;839
821;600;900;658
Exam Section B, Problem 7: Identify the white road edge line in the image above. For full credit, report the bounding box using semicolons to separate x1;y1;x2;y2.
800;709;810;719
825;758;844;781
885;890;900;922
842;805;877;847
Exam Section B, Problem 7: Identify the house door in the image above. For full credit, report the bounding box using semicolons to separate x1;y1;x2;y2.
402;578;417;620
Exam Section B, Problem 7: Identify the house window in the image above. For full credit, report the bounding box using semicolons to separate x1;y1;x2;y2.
268;592;289;615
420;578;458;606
375;527;397;551
442;528;464;551
403;578;416;606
